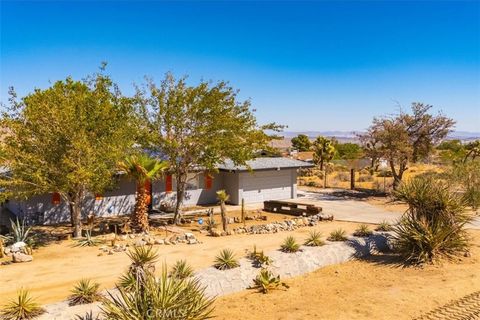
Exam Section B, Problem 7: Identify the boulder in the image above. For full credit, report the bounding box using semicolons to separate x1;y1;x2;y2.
154;239;165;245
12;252;33;263
11;242;26;253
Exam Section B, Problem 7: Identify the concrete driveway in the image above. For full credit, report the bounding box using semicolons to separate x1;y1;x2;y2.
295;190;480;230
295;190;402;224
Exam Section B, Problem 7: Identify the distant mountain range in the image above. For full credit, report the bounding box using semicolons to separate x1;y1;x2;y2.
281;131;480;142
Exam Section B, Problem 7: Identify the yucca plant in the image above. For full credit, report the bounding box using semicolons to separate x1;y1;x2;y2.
0;289;45;320
117;272;137;292
10;218;32;243
375;220;393;232
74;229;103;247
251;269;289;294
214;249;240;270
169;259;194;279
393;177;472;264
101;266;215;320
68;279;102;306
280;236;300;253
327;229;348;241
73;311;101;320
304;231;324;246
126;246;159;286
353;224;373;237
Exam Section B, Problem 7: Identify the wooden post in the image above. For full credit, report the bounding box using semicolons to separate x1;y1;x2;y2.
241;198;246;227
350;168;355;190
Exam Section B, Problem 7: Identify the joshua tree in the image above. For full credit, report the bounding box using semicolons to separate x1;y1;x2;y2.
118;154;168;232
312;136;335;170
216;190;230;232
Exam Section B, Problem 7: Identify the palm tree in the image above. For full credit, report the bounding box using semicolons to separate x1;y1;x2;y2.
216;190;230;232
118;154;168;232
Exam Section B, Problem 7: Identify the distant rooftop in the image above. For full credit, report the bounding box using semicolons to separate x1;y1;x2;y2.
218;157;314;171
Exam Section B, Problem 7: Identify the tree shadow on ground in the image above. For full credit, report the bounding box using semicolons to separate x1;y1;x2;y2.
346;237;405;268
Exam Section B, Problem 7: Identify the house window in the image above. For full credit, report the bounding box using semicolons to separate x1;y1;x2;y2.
165;175;173;193
52;192;61;205
204;174;213;190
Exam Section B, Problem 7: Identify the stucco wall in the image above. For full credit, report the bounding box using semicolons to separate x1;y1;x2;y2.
222;171;240;205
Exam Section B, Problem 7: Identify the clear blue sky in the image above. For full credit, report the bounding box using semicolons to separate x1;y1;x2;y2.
1;1;479;132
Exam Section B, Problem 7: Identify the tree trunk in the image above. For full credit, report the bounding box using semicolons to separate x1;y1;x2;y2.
173;172;187;225
390;159;407;190
220;201;228;232
68;192;83;238
132;184;149;232
320;159;324;171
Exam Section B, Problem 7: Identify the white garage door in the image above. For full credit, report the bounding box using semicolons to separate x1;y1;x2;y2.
240;170;292;203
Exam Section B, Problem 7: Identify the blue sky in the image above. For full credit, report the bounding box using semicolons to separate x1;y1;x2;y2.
1;1;479;132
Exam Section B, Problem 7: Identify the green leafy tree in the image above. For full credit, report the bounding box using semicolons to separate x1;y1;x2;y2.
0;68;137;237
437;139;466;164
312;136;335;170
118;154;168;232
291;134;311;152
334;142;363;160
137;74;282;223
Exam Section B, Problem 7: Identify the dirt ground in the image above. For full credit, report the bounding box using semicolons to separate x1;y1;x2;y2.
0;215;367;305
214;230;480;320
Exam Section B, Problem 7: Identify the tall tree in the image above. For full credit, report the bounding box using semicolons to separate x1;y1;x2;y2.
358;133;382;170
464;140;480;163
401;103;455;162
291;134;311;152
362;103;454;189
137;74;282;223
312;136;335;170
334;142;363;160
0;69;137;237
118;154;168;232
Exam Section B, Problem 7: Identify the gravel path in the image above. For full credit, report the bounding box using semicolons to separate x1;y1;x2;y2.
39;233;391;319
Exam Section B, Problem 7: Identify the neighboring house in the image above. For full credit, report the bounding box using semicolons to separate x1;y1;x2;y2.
4;157;313;225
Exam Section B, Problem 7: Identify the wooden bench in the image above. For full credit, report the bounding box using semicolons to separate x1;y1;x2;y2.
263;200;322;216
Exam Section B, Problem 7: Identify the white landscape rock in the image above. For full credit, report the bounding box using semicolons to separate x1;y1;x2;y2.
12;252;33;263
10;241;27;253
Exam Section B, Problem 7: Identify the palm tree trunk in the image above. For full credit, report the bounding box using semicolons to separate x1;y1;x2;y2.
132;184;149;232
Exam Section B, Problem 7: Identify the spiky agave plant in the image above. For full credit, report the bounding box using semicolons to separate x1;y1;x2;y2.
327;229;348;241
280;236;300;253
169;259;194;279
375;220;393;232
214;249;240;270
101;266;215;320
68;279;102;306
251;269;289;294
0;289;45;320
74;229;104;247
353;224;373;237
304;231;324;246
248;245;273;268
10;218;32;243
393;177;471;264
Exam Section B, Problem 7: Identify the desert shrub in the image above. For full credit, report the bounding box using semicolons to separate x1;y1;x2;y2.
375;220;393;232
304;231;324;246
393;177;472;264
357;175;374;182
214;249;240;270
327;229;348;241
0;289;45;320
280;236;300;253
169;260;194;279
250;269;289;294
305;180;318;187
449;162;480;210
336;172;350;182
353;224;373;237
68;279;102;306
101;267;214;320
377;170;393;177
74;229;103;247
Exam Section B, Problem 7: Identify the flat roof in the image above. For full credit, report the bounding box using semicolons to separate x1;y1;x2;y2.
218;157;314;172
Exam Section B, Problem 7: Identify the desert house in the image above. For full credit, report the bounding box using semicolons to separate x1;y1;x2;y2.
3;157;313;224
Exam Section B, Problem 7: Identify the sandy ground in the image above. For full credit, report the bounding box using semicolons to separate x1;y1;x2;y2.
214;230;480;320
0;215;365;305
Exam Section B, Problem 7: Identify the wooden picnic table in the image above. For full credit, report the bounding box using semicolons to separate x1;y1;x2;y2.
263;200;322;216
